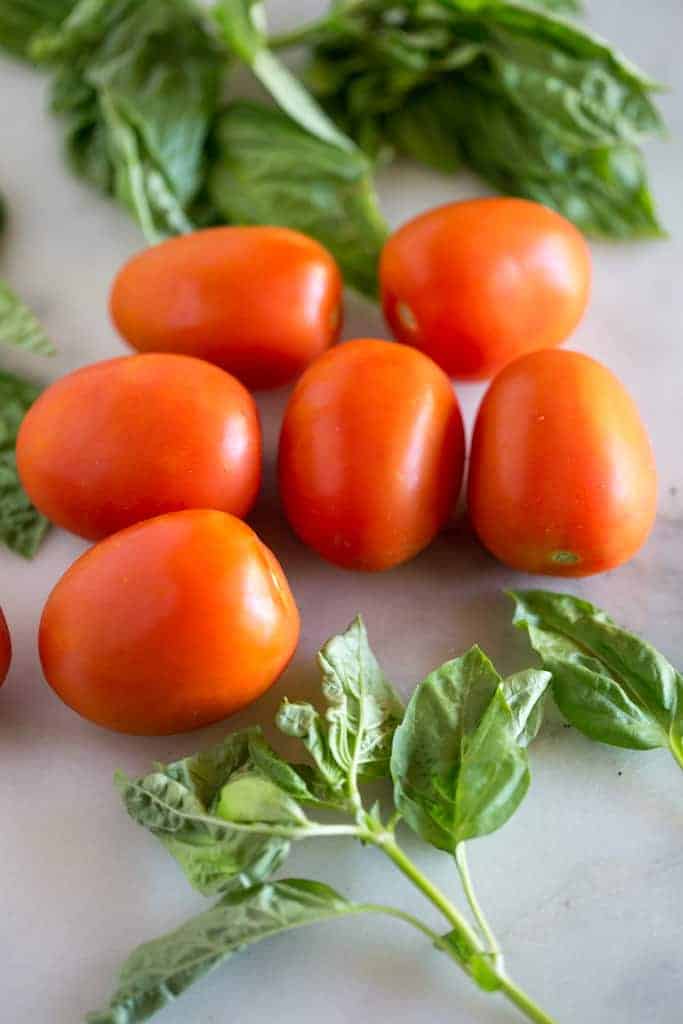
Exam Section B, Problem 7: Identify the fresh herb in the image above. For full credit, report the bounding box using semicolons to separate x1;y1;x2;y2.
276;0;664;238
0;280;55;356
0;0;74;59
0;370;49;557
92;617;555;1024
511;590;683;771
30;0;224;241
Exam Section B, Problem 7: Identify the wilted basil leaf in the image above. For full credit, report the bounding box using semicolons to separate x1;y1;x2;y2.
87;879;361;1024
117;728;319;895
391;647;550;850
511;591;683;769
208;101;388;297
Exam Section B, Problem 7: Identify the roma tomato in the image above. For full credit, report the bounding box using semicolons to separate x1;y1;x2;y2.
17;354;261;540
381;197;591;381
279;339;465;571
467;349;657;577
0;608;10;687
110;226;342;389
39;510;300;734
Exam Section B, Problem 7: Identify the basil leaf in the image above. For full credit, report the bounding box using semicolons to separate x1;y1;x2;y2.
117;729;300;895
87;879;362;1024
391;647;550;850
0;0;74;59
0;279;55;355
0;370;49;557
213;0;354;151
208;101;387;297
32;0;222;241
277;616;403;799
511;590;683;768
303;0;664;239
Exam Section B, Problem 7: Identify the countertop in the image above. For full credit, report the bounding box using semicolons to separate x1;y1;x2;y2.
1;3;681;1023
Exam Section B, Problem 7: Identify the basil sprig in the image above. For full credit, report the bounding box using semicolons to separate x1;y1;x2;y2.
92;617;555;1024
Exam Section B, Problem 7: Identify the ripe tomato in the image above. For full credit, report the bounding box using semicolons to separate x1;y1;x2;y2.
39;510;300;734
0;608;11;687
17;354;261;541
110;226;342;390
467;349;657;577
279;339;465;571
380;197;591;381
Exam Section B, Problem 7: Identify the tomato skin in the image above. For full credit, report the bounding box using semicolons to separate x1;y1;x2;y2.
39;510;300;734
380;197;591;381
17;354;261;541
278;339;465;571
467;349;657;577
110;226;342;390
0;608;11;687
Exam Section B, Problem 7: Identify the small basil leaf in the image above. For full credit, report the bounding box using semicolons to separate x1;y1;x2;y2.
511;591;682;762
0;279;55;355
318;615;404;783
277;617;403;799
0;370;49;557
208;101;387;297
87;879;361;1024
213;771;311;828
246;731;325;804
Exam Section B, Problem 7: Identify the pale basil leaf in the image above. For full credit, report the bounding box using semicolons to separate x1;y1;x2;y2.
87;879;361;1024
0;279;55;355
276;699;347;798
503;668;551;747
511;589;680;755
213;771;310;828
208;101;387;297
319;615;404;783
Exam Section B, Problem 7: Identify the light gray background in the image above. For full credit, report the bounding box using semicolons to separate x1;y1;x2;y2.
1;3;681;1022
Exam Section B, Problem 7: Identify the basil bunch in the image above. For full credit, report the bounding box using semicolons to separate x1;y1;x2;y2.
282;0;664;238
91;617;555;1024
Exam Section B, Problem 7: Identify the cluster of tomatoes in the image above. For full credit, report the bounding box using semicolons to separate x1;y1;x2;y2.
0;198;657;736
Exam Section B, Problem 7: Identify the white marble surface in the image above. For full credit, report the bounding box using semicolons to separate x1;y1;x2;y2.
1;3;682;1023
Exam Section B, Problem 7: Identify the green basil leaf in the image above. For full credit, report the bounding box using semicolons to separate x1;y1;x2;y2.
213;771;311;828
0;279;55;355
511;590;683;767
277;617;403;799
32;0;222;241
208;101;388;297
391;647;549;850
0;370;49;557
213;0;354;151
87;879;362;1024
0;0;74;59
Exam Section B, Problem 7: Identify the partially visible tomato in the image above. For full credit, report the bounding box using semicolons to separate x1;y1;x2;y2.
467;349;657;577
0;608;10;687
380;197;591;381
39;510;300;734
279;339;465;571
110;226;342;389
17;354;261;540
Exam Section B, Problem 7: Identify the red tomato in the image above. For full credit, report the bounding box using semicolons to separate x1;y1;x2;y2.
39;510;300;734
110;226;342;389
380;197;591;381
0;608;10;687
278;339;465;571
17;354;261;540
467;349;657;576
